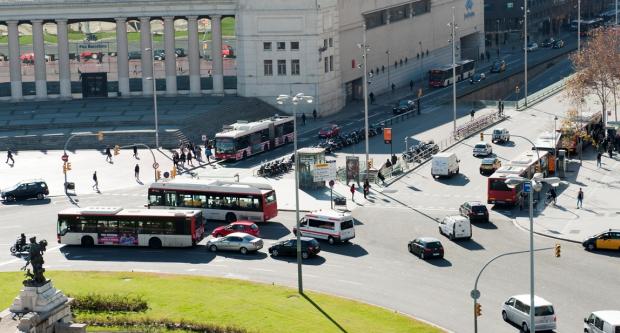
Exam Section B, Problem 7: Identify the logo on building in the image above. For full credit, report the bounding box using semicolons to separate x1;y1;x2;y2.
465;0;475;19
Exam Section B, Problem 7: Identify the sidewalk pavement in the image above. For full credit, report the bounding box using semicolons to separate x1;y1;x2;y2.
513;150;620;243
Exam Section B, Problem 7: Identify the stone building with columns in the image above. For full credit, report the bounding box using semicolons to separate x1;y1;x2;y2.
0;0;484;116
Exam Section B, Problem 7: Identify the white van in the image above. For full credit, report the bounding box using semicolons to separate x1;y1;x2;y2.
584;310;620;333
295;210;355;244
431;152;460;178
502;295;557;332
438;215;471;240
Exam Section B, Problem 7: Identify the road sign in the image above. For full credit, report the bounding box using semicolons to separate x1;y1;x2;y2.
470;289;480;300
329;180;335;188
152;162;160;169
61;154;68;162
313;160;337;182
523;182;531;193
201;134;207;142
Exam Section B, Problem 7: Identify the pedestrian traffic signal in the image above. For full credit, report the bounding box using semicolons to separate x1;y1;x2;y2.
554;243;561;257
171;168;177;179
63;162;72;173
156;170;161;180
475;303;482;317
480;133;484;141
367;159;373;169
66;162;72;171
114;145;120;155
97;131;104;142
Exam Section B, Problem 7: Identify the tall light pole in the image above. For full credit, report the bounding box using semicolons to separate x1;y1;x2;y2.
359;23;371;173
449;6;458;133
386;49;391;91
276;93;313;294
497;19;501;54
145;33;159;148
523;3;529;108
578;0;581;52
419;41;424;81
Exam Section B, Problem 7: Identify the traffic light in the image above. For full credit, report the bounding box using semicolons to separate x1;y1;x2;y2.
62;162;72;173
171;168;177;179
114;145;120;155
97;131;104;142
156;170;161;180
66;162;72;171
475;303;482;317
367;159;373;169
480;133;484;141
554;243;561;257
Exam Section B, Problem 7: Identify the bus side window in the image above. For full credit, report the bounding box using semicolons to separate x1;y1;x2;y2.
165;193;178;207
149;193;164;206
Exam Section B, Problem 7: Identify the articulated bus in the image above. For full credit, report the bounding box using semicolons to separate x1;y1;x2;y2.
57;207;204;248
215;115;294;161
148;179;278;223
487;150;549;205
428;59;476;87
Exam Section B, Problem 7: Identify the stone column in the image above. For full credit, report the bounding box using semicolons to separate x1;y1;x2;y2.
7;20;22;101
211;14;224;95
163;16;177;95
187;16;201;95
140;17;153;96
32;20;47;99
57;19;71;99
115;18;130;97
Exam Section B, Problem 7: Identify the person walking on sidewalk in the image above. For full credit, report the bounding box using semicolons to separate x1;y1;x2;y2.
549;187;557;205
350;184;356;201
133;145;138;159
180;151;186;167
173;153;179;170
134;164;140;181
363;179;370;199
470;108;475;120
6;149;14;164
391;83;395;93
105;146;112;163
597;152;602;168
312;109;317;121
301;113;306;126
205;144;212;163
608;145;614;159
577;188;584;209
369;92;375;105
187;151;194;167
92;171;99;192
409;80;414;92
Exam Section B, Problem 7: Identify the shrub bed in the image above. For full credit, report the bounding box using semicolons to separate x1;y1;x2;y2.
81;316;248;333
70;293;148;312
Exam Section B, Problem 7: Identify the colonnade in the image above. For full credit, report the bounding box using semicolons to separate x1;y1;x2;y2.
6;15;225;101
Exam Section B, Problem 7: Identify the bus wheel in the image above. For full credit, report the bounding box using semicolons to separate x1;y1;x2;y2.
225;213;237;223
328;237;335;245
81;236;94;247
149;237;162;249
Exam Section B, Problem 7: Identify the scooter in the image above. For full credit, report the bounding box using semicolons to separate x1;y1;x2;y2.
10;238;27;255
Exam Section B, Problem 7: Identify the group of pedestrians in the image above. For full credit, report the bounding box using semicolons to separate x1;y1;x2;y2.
349;179;372;201
300;109;319;126
173;140;214;171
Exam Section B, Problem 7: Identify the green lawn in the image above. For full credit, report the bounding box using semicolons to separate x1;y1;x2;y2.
0;18;235;45
0;271;442;333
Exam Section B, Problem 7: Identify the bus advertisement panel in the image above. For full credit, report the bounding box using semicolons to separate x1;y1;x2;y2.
148;179;278;223
57;207;204;248
215;115;294;161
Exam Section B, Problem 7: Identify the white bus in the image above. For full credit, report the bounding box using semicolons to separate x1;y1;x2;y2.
148;179;278;223
428;59;476;87
57;207;204;248
215;115;294;161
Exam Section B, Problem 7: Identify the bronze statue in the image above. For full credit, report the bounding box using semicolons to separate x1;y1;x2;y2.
21;237;48;287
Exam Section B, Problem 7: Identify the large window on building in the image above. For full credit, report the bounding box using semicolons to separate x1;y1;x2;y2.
291;59;300;75
277;60;286;75
412;0;431;16
364;11;387;29
390;4;410;23
263;60;273;76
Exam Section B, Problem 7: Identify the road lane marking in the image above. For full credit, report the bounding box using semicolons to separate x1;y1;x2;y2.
249;268;275;272
0;258;21;267
337;279;363;286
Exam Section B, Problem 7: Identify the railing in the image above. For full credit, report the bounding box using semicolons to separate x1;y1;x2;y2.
376;108;420;127
453;113;502;139
516;76;568;111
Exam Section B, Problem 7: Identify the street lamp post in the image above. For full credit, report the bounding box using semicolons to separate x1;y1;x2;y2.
523;4;529;108
386;50;391;91
146;37;159;148
276;93;313;294
449;6;458;133
497;19;501;54
578;0;581;52
360;24;371;174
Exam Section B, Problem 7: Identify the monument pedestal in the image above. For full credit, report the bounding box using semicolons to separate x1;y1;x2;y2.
1;281;86;333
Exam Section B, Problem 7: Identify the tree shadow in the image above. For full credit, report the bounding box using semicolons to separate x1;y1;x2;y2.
301;293;349;333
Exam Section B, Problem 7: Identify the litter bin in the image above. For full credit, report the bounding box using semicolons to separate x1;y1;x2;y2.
334;197;346;206
65;182;75;190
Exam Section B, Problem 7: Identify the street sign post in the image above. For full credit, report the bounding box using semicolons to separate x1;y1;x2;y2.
470;289;480;299
152;162;159;169
329;179;335;209
523;182;532;193
61;154;69;162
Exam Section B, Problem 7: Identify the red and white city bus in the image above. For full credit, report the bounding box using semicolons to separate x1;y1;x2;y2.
487;150;549;205
428;59;476;87
57;207;204;248
214;115;294;161
148;179;278;223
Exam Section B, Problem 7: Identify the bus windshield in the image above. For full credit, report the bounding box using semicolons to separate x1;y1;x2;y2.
215;138;235;154
489;178;511;191
429;70;447;81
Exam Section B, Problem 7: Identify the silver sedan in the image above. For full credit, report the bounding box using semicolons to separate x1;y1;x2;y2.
206;232;263;255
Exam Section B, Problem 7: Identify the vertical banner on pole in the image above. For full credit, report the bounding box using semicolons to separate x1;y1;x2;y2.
383;128;392;144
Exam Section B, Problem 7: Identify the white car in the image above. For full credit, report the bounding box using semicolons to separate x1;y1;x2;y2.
473;142;493;157
526;42;539;52
502;295;557;332
584;310;620;333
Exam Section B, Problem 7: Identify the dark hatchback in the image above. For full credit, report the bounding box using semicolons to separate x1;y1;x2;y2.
393;99;415;114
408;237;444;259
269;237;320;259
459;201;489;222
1;180;49;201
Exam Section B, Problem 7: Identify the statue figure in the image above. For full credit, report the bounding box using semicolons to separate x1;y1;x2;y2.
21;237;48;286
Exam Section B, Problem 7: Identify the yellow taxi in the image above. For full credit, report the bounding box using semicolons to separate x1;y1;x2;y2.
582;229;620;251
479;157;501;176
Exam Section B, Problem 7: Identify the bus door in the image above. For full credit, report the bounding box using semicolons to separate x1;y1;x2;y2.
165;191;180;208
268;123;275;150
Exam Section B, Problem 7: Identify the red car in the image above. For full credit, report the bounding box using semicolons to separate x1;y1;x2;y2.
318;124;341;138
211;221;260;238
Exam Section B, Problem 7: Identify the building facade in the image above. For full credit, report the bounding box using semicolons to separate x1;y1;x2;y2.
0;0;484;116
